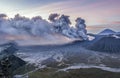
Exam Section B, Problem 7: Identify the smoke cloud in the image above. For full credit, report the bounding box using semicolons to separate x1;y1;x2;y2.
0;13;88;45
49;13;88;40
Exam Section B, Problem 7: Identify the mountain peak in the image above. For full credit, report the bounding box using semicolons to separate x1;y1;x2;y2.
98;29;116;35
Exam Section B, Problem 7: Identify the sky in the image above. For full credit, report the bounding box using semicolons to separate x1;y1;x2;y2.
0;0;120;32
0;0;120;45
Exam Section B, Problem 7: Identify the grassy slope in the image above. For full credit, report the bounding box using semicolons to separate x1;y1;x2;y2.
29;68;120;78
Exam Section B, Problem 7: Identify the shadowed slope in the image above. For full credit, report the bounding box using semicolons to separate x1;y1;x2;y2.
88;36;120;53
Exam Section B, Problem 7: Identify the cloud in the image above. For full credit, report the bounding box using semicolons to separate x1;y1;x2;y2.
0;14;67;44
0;14;52;36
48;14;88;40
0;14;7;18
0;13;88;45
12;0;119;25
1;0;120;26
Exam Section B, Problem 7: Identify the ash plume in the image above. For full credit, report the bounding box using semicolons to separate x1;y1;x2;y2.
0;13;88;44
49;13;88;40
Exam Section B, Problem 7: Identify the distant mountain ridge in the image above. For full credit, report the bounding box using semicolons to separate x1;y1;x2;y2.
98;29;116;35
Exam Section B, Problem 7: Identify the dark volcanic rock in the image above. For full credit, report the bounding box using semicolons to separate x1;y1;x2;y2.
0;42;26;72
88;36;120;53
0;41;19;55
0;55;26;71
8;55;26;70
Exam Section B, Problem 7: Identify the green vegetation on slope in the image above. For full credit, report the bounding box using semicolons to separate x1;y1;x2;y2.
28;68;120;78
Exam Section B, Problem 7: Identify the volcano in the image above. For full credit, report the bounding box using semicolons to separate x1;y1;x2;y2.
98;29;116;35
88;36;120;53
